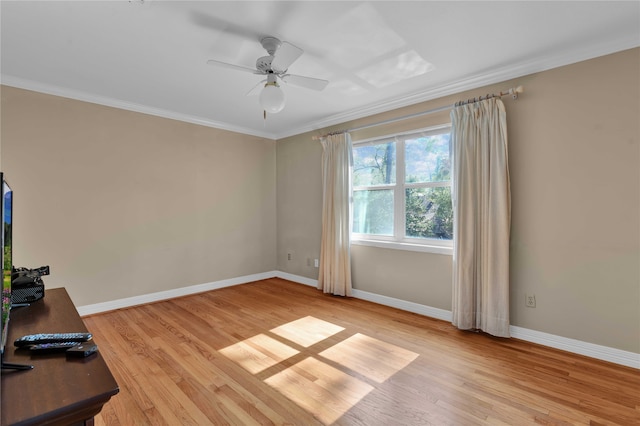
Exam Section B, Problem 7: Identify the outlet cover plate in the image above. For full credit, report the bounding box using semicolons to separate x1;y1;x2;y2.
526;294;536;308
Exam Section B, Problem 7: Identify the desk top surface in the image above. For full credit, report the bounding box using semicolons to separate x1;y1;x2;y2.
1;288;119;426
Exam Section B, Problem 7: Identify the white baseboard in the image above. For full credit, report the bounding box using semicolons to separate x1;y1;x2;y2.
275;271;318;287
278;272;639;369
351;288;453;322
509;326;640;369
77;271;639;369
76;271;278;316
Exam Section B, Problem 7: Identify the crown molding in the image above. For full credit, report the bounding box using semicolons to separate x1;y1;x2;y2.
3;36;638;141
0;75;278;140
274;37;640;139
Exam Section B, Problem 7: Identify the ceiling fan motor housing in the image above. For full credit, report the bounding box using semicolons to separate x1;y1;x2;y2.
256;37;283;73
256;56;274;73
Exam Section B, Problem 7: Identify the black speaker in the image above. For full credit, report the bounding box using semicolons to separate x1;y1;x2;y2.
12;282;45;304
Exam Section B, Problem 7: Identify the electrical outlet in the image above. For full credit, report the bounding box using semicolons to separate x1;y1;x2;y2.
525;294;536;308
287;253;292;261
314;259;319;268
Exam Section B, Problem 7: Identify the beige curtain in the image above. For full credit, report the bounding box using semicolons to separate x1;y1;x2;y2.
318;133;353;296
451;98;511;337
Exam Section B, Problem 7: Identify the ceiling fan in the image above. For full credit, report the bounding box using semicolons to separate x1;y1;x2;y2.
207;37;329;114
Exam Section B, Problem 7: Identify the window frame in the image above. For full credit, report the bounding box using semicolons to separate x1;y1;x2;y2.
351;124;453;255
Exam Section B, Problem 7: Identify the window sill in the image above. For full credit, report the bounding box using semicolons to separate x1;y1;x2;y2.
351;238;453;255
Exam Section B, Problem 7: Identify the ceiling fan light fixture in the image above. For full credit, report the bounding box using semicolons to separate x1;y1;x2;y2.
259;80;286;114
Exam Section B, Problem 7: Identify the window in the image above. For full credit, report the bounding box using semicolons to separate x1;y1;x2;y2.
352;125;453;254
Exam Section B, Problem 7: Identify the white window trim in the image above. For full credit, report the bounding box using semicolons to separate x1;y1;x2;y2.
351;238;453;255
351;124;453;256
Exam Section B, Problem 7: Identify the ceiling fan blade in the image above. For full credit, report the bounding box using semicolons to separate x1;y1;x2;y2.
246;79;267;96
191;12;262;41
281;74;329;91
206;59;259;74
271;41;303;73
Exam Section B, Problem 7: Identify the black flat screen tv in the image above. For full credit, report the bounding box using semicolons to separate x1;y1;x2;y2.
1;174;13;363
1;173;32;370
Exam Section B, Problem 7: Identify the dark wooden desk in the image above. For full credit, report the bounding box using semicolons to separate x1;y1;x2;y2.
1;288;119;425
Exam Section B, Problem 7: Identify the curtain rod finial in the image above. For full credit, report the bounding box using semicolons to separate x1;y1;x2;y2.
510;85;524;99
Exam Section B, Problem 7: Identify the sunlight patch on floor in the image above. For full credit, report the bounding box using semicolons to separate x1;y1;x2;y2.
219;333;299;374
270;315;345;347
264;356;375;425
320;332;419;383
220;316;419;423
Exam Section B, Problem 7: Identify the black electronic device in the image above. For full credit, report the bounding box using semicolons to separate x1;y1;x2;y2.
11;281;45;304
12;265;50;280
14;332;93;347
26;341;82;354
11;265;48;304
66;343;99;358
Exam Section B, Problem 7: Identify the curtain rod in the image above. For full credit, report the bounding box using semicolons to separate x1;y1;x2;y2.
312;85;523;140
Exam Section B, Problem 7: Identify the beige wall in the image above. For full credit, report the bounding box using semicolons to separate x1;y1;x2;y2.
1;48;638;354
276;48;640;353
0;86;277;306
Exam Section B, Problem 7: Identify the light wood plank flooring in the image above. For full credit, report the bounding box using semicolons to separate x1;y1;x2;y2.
82;278;640;425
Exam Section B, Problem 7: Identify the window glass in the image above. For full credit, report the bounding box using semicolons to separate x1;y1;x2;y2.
352;190;394;235
405;134;450;183
353;142;396;186
405;187;453;239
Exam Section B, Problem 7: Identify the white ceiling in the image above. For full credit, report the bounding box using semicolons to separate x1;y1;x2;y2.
1;1;638;139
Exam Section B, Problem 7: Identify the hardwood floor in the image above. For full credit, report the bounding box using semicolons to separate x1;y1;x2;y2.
82;278;640;425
